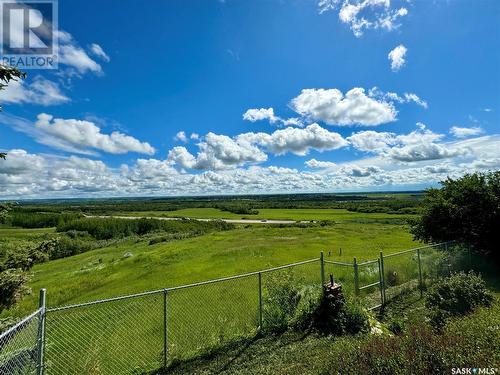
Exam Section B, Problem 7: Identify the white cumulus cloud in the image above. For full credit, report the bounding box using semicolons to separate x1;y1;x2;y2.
174;131;188;143
450;126;484;138
388;44;407;71
168;124;348;170
243;107;302;126
319;0;409;37
305;159;337;169
0;76;69;106
290;88;397;126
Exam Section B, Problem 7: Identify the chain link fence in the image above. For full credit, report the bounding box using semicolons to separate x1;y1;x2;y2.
0;308;41;375
1;241;465;374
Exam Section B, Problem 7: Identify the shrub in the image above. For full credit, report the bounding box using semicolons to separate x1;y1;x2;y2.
9;212;82;228
0;269;30;312
57;217;234;240
262;271;302;333
385;268;399;286
342;299;370;334
51;236;94;259
289;285;322;330
425;271;492;329
327;301;500;374
293;286;370;336
387;318;405;335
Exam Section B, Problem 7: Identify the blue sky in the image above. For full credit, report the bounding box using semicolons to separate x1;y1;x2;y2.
0;0;499;198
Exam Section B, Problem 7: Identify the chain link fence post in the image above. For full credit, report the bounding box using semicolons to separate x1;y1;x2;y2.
320;251;325;286
163;289;168;370
377;259;384;307
379;252;386;305
417;248;423;298
258;272;263;331
353;257;359;297
36;288;46;375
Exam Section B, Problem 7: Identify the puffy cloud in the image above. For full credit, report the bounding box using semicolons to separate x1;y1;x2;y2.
305;159;337;169
342;165;382;177
290;88;397;126
387;142;468;162
243;107;302;126
54;31;105;75
348;124;471;162
0;113;155;155
1;135;500;198
347;130;396;152
450;126;484;138
174;131;188;143
168;124;347;170
238;123;348;156
168;133;267;170
0;76;69;105
319;0;408;37
388;44;407;71
243;108;279;123
89;43;110;62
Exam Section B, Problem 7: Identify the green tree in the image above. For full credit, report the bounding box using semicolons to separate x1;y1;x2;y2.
410;171;500;262
0;64;26;160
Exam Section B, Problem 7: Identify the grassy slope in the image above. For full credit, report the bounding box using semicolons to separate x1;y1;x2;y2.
0;226;55;238
3;221;417;317
113;208;415;221
166;292;500;375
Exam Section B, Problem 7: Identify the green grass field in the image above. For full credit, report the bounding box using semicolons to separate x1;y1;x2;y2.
1;210;422;374
3;221;417;316
112;208;415;222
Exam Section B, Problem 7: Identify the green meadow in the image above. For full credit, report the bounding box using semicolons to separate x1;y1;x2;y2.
1;206;423;373
3;218;417;317
113;207;415;221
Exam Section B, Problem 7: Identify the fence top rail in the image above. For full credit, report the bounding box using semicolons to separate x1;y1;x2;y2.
324;260;353;266
0;308;41;339
358;259;379;266
47;257;320;312
383;241;454;258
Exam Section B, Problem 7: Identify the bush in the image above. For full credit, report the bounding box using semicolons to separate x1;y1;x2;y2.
410;171;500;262
57;217;234;240
385;268;399;286
289;285;323;331
0;269;30;312
51;236;94;259
262;271;302;332
342;299;370;334
425;271;492;329
327;301;500;374
9;212;82;228
387;318;405;335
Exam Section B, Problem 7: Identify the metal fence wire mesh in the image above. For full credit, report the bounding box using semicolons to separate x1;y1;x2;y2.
167;274;259;362
0;241;460;374
261;260;321;332
323;261;355;293
0;309;40;375
383;249;421;301
45;292;163;375
357;260;383;309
